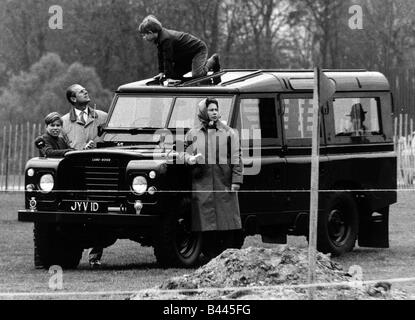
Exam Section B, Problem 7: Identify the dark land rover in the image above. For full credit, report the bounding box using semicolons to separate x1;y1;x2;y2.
18;69;397;268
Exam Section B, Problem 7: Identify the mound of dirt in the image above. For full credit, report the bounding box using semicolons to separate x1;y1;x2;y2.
131;246;407;300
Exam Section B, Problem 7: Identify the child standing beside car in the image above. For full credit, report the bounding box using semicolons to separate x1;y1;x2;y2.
35;112;74;158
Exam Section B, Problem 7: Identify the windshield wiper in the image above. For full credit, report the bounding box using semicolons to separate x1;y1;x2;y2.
128;127;160;135
102;127;160;135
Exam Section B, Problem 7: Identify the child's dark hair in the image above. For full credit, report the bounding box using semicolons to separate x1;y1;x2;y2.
138;15;162;34
44;112;63;126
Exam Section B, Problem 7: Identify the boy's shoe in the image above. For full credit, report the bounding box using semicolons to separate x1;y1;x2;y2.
89;260;102;269
207;53;221;73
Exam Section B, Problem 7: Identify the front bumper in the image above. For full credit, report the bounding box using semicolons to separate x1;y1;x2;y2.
18;210;160;226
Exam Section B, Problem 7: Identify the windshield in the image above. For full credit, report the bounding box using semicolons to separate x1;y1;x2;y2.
168;97;232;128
108;96;172;128
107;95;233;130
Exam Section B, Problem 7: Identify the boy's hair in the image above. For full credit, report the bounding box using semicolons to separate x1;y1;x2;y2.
138;15;162;34
44;112;63;126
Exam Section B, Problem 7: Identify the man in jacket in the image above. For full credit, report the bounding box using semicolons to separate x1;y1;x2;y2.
62;84;108;268
138;15;221;82
62;84;107;150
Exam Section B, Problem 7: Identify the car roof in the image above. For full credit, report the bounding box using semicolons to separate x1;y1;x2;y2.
117;69;390;94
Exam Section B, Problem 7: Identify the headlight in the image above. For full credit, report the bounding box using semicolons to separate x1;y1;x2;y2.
27;169;35;177
39;174;54;193
132;176;147;195
149;171;156;179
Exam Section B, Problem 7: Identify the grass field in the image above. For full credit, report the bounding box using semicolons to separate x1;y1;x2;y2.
0;191;414;300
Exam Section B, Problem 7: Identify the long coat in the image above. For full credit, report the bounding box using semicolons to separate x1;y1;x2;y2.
184;121;243;231
61;107;107;150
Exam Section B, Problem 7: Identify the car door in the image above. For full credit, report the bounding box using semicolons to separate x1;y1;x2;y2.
280;94;328;213
235;94;286;218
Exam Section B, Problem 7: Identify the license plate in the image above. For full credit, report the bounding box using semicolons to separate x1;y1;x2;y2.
67;201;105;213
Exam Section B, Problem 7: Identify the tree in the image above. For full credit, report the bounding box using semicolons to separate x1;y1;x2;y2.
0;53;112;125
0;0;51;74
288;0;352;68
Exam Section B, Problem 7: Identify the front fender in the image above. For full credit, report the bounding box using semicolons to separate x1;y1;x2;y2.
25;157;64;172
126;159;168;173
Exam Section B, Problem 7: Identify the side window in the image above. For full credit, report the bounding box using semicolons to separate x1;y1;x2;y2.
333;98;381;136
282;98;314;139
240;98;278;143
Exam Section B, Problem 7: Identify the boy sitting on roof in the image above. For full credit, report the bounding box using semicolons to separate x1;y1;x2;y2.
138;15;221;83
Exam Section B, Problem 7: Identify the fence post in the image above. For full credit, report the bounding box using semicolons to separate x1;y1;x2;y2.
19;123;24;191
404;114;408;140
31;124;36;159
410;119;414;187
6;124;12;191
394;116;398;144
26;122;30;161
399;114;403;139
13;124;18;191
0;126;5;191
404;114;408;186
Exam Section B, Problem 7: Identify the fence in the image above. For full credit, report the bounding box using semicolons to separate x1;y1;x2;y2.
395;114;415;188
0;117;413;191
385;68;415;121
0;123;42;191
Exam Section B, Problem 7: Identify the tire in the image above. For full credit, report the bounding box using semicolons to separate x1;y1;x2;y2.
317;193;359;256
34;223;83;269
153;212;202;268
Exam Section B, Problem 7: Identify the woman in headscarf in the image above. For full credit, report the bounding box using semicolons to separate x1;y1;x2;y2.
183;97;244;258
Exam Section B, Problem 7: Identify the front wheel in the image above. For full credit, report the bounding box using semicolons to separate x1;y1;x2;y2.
153;212;202;268
34;223;83;269
317;193;359;256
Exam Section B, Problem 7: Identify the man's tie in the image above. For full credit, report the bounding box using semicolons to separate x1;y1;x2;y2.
79;111;86;125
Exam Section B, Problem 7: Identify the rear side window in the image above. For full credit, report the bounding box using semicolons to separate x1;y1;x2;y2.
282;98;314;139
333;98;381;136
240;98;278;140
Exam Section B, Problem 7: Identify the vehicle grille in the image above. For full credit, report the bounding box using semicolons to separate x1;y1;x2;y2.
84;165;122;201
58;155;129;204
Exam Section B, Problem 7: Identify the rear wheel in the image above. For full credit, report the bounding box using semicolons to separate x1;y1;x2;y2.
153;212;202;268
317;193;359;256
34;223;83;269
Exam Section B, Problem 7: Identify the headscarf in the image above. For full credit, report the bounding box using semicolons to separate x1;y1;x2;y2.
197;98;220;129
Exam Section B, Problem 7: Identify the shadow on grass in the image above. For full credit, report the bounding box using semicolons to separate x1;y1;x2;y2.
44;258;210;272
